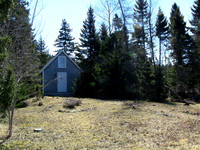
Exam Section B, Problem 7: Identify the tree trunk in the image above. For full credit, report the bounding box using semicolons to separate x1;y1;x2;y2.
159;38;162;66
0;101;16;144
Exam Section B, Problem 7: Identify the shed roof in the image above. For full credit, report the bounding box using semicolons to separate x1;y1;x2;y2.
40;50;81;73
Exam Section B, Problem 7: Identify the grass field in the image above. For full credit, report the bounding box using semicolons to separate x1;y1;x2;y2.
0;97;200;149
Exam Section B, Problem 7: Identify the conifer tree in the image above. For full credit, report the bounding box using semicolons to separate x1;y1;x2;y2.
156;8;169;66
55;19;75;56
100;23;108;41
80;6;99;60
0;0;39;142
154;8;169;101
189;0;200;96
36;37;51;68
133;0;149;56
75;6;100;97
169;3;193;97
132;0;157;100
0;0;12;21
169;3;187;66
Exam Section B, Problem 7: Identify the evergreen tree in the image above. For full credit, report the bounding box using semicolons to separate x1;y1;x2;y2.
169;3;193;97
55;19;75;56
132;0;157;100
100;23;108;41
188;0;200;97
80;6;99;60
0;67;16;140
113;14;123;32
133;0;149;56
156;8;169;66
75;6;100;97
0;0;12;21
169;3;187;66
190;0;200;79
99;22;109;57
36;37;51;68
154;8;169;101
0;0;40;142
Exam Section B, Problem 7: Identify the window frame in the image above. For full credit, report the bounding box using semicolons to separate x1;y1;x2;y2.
58;56;66;68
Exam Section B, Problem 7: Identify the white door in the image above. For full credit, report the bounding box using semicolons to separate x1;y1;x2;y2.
57;72;67;92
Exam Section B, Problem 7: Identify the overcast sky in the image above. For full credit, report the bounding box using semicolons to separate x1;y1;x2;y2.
29;0;195;55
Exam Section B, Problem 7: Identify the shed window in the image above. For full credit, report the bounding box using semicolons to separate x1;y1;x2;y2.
58;56;66;68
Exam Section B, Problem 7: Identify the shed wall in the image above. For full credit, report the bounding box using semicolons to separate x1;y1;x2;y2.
43;52;80;96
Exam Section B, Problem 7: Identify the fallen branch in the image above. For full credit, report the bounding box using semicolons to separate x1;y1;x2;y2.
163;84;190;104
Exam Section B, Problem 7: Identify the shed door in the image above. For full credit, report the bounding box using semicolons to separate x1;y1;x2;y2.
57;72;67;92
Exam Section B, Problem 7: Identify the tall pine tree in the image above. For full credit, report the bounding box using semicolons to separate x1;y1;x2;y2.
55;19;75;56
169;3;193;97
133;0;149;57
156;8;169;66
169;3;187;66
155;8;169;101
132;0;156;100
75;6;100;97
0;0;39;141
188;0;200;97
36;37;51;69
79;6;99;61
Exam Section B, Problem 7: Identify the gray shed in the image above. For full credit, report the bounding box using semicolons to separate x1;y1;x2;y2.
40;50;81;96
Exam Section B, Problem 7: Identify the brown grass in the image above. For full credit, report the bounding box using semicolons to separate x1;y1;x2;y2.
0;97;200;149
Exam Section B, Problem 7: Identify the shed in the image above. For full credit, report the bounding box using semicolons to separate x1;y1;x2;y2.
40;50;81;96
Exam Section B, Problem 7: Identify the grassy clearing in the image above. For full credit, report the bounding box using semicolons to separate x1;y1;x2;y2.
0;97;200;149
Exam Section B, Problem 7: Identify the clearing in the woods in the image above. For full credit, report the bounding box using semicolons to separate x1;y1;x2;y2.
0;97;200;149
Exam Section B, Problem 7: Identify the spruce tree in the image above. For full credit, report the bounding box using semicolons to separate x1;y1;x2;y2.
169;3;193;97
36;37;51;68
133;0;149;56
190;0;200;75
189;0;200;97
169;3;187;66
132;0;157;100
154;8;169;101
75;6;99;97
0;0;39;142
156;8;169;66
55;19;75;56
0;0;12;21
100;23;108;41
80;6;99;60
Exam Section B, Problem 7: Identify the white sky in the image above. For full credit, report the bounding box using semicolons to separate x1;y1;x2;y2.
29;0;195;55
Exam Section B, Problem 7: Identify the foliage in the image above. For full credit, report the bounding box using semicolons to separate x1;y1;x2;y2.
0;67;16;113
79;6;99;60
54;19;75;56
168;3;194;98
75;6;100;98
156;7;169;65
36;37;51;69
74;1;200;101
0;0;41;142
189;0;200;96
0;0;13;21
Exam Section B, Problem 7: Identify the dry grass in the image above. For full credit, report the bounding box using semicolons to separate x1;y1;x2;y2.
0;97;200;149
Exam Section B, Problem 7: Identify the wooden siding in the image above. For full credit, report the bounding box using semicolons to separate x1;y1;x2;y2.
43;52;80;96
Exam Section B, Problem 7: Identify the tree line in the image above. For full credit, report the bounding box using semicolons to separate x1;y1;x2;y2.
56;0;199;101
0;0;50;142
0;0;199;142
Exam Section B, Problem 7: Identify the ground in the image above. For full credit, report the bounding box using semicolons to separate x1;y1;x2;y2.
0;97;200;149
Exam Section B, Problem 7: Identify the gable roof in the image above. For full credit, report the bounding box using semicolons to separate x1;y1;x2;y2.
40;50;81;73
